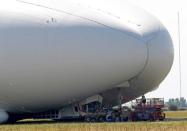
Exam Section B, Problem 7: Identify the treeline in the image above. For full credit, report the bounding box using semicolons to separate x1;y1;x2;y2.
165;97;187;111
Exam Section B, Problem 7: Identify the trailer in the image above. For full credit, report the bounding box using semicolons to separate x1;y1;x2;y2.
49;94;130;122
32;96;165;122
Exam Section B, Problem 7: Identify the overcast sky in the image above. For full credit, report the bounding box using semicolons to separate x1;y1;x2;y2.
126;0;187;100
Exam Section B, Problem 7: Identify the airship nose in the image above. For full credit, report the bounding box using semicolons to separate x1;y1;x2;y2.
146;26;174;85
131;23;174;92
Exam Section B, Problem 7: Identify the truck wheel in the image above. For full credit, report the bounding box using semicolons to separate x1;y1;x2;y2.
106;115;114;122
98;117;105;122
85;117;91;122
149;115;154;121
123;117;128;122
90;118;96;122
159;118;164;121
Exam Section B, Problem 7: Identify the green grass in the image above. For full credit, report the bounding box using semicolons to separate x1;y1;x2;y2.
165;110;187;118
0;111;186;131
0;121;187;131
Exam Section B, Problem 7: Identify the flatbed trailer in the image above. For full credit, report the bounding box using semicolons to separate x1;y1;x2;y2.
32;96;165;122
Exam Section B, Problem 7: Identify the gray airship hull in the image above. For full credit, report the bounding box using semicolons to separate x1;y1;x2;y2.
0;0;173;119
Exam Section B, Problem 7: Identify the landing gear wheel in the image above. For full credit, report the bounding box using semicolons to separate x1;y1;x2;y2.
85;117;91;122
98;116;105;122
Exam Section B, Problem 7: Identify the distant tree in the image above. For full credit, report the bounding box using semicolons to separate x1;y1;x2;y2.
166;97;187;109
180;97;187;107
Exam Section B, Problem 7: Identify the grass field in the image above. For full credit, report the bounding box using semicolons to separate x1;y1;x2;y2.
165;110;187;118
0;121;187;131
0;111;186;131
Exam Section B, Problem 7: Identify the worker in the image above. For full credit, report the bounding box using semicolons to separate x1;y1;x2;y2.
141;95;146;105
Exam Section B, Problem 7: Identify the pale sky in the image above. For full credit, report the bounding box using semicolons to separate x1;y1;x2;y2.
126;0;187;100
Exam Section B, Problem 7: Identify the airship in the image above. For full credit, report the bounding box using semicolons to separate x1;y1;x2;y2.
0;0;173;123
